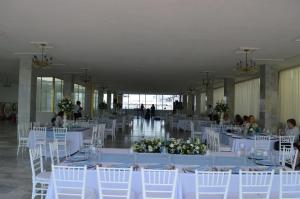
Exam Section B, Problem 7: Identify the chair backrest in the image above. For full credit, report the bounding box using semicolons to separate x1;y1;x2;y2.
239;170;274;199
96;166;133;199
17;123;27;140
52;165;87;199
53;127;68;142
49;141;60;165
195;170;232;199
279;170;300;199
29;146;44;181
141;168;178;199
279;136;295;151
254;136;271;151
33;127;47;143
282;147;299;170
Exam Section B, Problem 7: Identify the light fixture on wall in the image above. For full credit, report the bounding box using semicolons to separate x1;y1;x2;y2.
32;43;53;67
236;48;257;73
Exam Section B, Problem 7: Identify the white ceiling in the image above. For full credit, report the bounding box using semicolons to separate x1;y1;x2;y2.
0;0;300;92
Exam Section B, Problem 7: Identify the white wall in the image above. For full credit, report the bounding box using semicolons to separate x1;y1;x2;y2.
0;84;18;102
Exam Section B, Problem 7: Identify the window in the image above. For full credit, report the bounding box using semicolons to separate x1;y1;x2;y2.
74;84;85;109
123;94;180;110
36;77;63;112
234;78;260;119
93;90;98;111
213;87;224;106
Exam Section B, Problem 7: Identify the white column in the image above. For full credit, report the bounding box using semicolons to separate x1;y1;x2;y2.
107;91;112;110
259;64;279;129
84;83;93;119
63;74;74;98
224;78;235;119
206;79;214;108
18;56;33;125
196;91;201;115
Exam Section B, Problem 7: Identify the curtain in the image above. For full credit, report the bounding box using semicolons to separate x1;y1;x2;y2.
279;66;300;123
234;78;260;118
200;93;206;113
213;87;224;106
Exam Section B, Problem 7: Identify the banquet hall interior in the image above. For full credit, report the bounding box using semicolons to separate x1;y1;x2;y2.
1;0;300;199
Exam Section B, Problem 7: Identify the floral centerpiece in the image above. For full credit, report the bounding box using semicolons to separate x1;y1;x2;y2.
214;101;229;113
58;98;74;114
132;138;162;153
166;138;206;155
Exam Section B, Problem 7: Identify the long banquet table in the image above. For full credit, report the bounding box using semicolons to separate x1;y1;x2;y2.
201;127;278;152
45;149;283;199
27;127;92;157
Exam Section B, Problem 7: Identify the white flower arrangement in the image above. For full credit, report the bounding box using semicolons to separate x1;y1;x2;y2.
58;97;74;114
166;138;206;155
132;138;162;153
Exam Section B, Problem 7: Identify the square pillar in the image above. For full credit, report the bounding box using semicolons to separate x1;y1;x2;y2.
195;91;201;115
224;78;235;119
259;64;279;129
18;56;33;124
107;91;112;110
63;74;74;98
187;93;194;115
84;82;93;119
206;80;214;108
182;94;187;114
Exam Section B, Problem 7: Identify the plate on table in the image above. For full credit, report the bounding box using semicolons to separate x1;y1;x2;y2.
231;135;243;139
255;160;280;166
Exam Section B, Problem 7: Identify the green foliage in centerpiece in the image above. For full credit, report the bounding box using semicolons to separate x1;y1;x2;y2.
214;101;229;113
58;98;74;114
166;138;206;155
99;102;108;110
132;138;162;153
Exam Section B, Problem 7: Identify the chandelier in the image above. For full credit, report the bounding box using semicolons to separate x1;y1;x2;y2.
32;44;53;67
236;49;256;73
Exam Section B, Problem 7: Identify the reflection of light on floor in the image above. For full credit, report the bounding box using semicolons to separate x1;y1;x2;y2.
130;118;166;141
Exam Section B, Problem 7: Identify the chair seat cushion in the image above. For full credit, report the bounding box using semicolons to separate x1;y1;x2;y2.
36;171;51;184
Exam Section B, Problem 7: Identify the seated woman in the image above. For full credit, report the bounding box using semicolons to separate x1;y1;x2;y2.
55;111;64;127
246;115;259;133
234;114;243;126
222;112;231;124
285;118;300;143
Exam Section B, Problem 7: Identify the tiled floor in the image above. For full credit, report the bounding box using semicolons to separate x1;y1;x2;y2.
0;117;188;198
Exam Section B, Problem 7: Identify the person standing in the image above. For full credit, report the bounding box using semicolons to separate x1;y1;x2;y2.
140;104;145;117
74;101;83;120
150;104;155;118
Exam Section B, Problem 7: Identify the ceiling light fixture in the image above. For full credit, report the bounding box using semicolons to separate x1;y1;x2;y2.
236;48;257;73
32;43;53;67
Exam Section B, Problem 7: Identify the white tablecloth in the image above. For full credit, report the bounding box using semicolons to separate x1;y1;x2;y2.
45;170;281;199
27;128;92;157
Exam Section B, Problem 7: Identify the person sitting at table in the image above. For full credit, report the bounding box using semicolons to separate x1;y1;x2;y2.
74;101;83;120
234;114;243;125
246;115;259;133
222;112;231;124
55;111;64;127
243;115;249;126
285;118;300;143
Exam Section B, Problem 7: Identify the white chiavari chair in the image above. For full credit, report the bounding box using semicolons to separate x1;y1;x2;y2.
141;168;178;199
17;123;29;156
33;127;47;156
105;119;116;140
52;165;96;199
239;170;274;199
191;121;202;139
282;147;299;170
210;129;231;152
49;141;60;165
29;146;50;199
195;170;232;199
279;170;300;199
279;136;295;163
96;166;133;199
254;136;271;153
53;127;69;158
83;125;98;147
